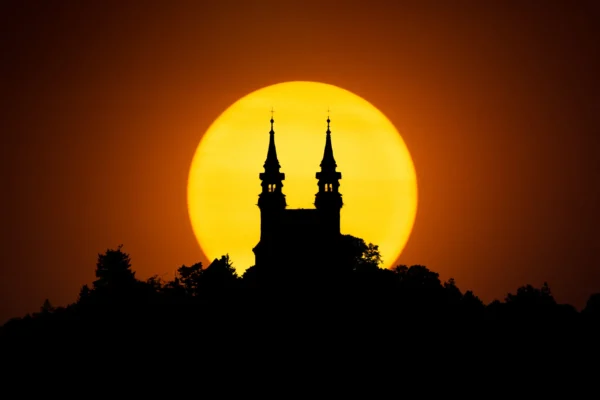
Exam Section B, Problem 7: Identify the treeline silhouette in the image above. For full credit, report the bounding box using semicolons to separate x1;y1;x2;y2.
2;236;599;349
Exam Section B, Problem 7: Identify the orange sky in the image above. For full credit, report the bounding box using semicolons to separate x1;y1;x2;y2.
2;0;599;323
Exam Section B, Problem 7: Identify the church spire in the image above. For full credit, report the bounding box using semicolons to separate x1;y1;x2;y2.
316;115;342;208
320;115;337;171
259;111;286;207
264;115;281;172
263;110;281;171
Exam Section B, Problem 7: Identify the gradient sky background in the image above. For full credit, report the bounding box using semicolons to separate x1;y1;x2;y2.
2;0;599;323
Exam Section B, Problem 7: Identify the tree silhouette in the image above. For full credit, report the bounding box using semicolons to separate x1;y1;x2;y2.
505;282;555;306
359;243;383;270
201;255;240;289
338;235;383;274
85;245;140;307
40;299;54;314
444;277;463;303
396;265;442;290
461;290;485;311
176;262;204;296
582;293;600;319
76;284;93;308
241;265;258;287
0;237;598;350
93;245;135;290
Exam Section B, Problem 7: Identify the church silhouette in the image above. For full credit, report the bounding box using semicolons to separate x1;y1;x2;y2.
253;116;345;276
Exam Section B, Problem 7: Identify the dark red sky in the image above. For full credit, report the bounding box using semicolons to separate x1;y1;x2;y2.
2;0;599;323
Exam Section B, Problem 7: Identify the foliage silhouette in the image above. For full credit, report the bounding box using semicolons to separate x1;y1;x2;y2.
93;245;135;287
0;238;598;350
176;261;205;296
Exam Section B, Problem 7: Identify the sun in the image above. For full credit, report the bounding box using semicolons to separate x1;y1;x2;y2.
187;81;417;273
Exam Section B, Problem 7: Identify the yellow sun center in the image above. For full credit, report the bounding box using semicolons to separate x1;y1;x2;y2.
187;81;417;273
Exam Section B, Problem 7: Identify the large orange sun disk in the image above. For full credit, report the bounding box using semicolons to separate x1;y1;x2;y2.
188;81;417;273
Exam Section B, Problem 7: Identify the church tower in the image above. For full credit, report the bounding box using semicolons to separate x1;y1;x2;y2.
253;116;286;267
253;114;344;275
315;116;343;237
